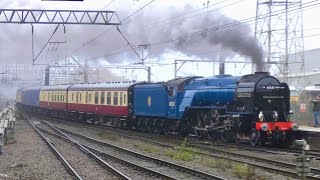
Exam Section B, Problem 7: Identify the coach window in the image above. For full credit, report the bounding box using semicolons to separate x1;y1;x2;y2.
113;92;118;105
120;92;123;106
88;93;92;104
95;92;99;104
76;92;79;103
60;92;62;102
71;92;74;102
107;92;111;105
124;93;127;105
85;92;88;103
101;92;105;104
79;93;82;103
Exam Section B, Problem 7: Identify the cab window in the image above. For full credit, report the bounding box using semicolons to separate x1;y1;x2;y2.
168;87;176;97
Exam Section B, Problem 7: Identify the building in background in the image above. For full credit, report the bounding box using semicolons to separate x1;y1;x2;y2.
278;48;320;89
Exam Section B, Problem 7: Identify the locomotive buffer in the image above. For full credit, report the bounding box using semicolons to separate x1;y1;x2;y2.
295;140;311;179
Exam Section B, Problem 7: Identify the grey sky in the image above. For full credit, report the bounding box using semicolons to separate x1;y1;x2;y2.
0;0;318;81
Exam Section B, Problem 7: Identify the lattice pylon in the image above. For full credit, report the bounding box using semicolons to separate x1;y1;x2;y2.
254;0;304;84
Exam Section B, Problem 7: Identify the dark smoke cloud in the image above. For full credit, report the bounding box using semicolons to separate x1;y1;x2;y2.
0;0;264;71
122;4;265;71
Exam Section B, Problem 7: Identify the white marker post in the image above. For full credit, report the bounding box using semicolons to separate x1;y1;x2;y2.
295;139;311;180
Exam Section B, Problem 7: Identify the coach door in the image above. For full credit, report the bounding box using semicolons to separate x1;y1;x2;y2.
167;86;177;118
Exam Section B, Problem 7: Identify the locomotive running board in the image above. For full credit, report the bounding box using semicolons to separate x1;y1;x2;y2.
194;125;225;131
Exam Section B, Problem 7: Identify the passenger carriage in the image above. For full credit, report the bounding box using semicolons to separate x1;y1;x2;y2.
20;86;42;113
39;85;70;118
67;82;133;125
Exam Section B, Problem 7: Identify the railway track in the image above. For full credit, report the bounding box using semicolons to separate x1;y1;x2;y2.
34;123;178;180
28;118;131;180
47;117;320;160
45;118;320;179
38;119;226;180
197;141;320;160
27;117;82;180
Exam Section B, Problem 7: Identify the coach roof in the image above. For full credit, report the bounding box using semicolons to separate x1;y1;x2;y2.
68;82;135;91
22;86;42;91
40;85;71;91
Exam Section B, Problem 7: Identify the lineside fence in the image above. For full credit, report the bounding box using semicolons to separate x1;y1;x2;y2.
0;106;16;154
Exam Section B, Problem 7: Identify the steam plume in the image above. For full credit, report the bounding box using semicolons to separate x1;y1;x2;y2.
0;0;264;71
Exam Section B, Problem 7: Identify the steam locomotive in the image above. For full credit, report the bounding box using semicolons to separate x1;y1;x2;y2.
16;72;298;146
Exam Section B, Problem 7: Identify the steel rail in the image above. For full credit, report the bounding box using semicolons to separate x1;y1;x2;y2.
48;118;320;161
35;125;178;180
49;120;320;179
39;121;131;180
43;121;226;180
26;117;82;180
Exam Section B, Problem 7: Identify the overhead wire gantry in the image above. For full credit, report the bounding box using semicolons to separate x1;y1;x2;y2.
0;9;120;25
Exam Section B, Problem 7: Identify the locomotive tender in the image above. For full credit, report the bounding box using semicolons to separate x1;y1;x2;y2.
16;72;298;146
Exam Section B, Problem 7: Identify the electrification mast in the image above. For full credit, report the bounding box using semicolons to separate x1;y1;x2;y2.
254;0;304;84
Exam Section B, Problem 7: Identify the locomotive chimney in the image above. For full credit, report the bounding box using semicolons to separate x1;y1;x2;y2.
45;65;50;86
219;55;225;75
254;72;270;75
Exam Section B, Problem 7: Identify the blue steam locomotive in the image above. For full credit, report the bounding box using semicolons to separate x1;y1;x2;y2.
128;72;297;146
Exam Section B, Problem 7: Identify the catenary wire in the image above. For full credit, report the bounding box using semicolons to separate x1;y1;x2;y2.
68;0;157;56
81;0;318;62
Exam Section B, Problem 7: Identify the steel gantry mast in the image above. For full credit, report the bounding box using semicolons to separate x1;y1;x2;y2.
0;8;122;86
254;0;305;84
0;9;120;25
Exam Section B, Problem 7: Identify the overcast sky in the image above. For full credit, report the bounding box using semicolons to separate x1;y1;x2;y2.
0;0;318;81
